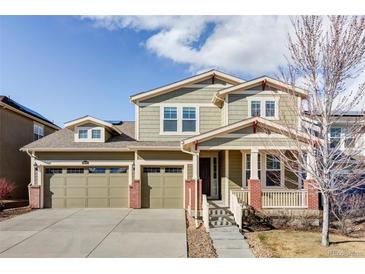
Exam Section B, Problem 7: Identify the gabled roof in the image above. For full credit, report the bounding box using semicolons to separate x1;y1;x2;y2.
212;76;308;106
181;117;311;147
64;115;123;134
0;96;59;129
130;69;245;103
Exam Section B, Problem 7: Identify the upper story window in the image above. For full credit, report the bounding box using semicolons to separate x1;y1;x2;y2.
161;105;199;135
265;101;276;117
33;123;44;141
330;127;341;148
78;129;88;139
163;107;178;132
75;126;105;142
248;98;279;120
92;129;101;139
182;107;196;132
251;101;261;117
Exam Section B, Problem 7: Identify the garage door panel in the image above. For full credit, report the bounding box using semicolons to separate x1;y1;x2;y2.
66;177;87;187
87;198;108;208
88;187;108;197
142;167;183;209
66;198;86;208
88;177;108;187
110;198;128;208
45;167;129;208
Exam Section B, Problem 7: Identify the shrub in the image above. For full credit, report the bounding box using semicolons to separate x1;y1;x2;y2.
0;177;16;210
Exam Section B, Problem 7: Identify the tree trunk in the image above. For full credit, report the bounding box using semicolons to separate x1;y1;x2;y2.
321;194;330;246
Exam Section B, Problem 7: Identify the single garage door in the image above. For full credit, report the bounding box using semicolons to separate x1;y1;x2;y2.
44;167;129;208
141;167;183;209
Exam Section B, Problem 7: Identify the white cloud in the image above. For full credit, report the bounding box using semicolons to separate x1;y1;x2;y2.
82;16;291;76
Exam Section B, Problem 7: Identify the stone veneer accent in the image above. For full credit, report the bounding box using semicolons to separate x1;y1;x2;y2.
28;184;41;209
129;180;141;209
304;179;319;210
248;179;262;210
185;179;202;211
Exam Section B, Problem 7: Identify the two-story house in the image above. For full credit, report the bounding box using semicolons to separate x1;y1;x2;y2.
0;96;59;199
22;70;314;210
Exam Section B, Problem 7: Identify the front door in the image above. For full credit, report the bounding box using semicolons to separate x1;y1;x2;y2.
199;158;211;196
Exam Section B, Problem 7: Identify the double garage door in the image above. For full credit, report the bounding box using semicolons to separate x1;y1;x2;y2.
142;167;183;209
44;167;129;208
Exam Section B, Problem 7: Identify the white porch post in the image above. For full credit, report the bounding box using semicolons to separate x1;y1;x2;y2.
306;152;315;180
250;148;259;180
30;157;35;185
192;153;199;180
134;151;141;181
225;150;229;206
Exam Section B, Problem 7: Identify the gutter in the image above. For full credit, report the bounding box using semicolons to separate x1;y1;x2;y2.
180;141;200;228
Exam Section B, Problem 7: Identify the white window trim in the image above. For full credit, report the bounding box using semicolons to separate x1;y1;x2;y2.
242;152;284;188
75;126;105;142
33;122;44;140
247;97;280;120
159;105;200;135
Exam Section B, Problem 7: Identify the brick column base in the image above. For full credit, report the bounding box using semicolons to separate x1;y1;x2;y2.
304;179;319;210
248;179;262;210
28;183;41;209
129;180;141;209
185;179;202;211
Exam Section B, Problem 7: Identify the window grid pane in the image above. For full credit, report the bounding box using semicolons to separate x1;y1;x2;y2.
92;129;101;139
265;101;275;117
251;101;261;117
79;129;88;139
182;107;196;132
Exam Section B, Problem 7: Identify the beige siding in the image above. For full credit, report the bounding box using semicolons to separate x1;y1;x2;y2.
137;151;192;161
36;152;134;161
187;164;193;180
138;82;225;141
228;90;299;127
0;108;56;198
228;150;242;190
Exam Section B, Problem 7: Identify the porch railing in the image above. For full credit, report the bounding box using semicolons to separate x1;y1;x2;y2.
232;189;250;205
229;190;246;230
262;190;308;209
202;194;210;232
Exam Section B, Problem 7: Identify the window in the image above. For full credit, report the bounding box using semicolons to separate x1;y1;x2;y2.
265;101;276;117
78;129;88;139
266;155;281;187
45;168;62;174
33;123;44;140
88;167;106;174
143;167;161;173
163;107;178;132
330;128;342;148
251;101;261;117
92;129;101;139
67;168;84;174
182;107;196;132
165;167;183;173
110;167;128;174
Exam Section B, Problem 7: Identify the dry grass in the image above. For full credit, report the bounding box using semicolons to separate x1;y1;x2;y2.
185;212;217;258
0;206;31;222
246;229;365;258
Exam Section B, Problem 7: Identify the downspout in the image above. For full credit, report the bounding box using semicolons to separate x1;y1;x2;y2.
25;149;37;186
180;141;200;228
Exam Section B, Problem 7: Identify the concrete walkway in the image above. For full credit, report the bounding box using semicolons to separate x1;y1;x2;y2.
0;208;187;258
209;202;254;258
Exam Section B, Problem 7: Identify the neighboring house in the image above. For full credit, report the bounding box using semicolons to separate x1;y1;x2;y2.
0;96;59;199
21;70;339;210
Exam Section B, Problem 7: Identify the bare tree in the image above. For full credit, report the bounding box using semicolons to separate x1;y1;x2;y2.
274;16;365;246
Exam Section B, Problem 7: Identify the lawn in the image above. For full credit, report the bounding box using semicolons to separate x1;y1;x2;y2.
245;230;365;258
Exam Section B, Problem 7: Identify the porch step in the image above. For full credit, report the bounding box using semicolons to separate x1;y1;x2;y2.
207;201;254;258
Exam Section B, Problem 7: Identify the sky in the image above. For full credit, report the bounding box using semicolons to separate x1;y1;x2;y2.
0;16;363;127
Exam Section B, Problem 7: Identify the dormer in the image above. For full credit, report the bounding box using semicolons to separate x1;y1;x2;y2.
64;116;123;143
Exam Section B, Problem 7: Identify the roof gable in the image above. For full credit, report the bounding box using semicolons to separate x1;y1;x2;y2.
130;69;245;103
64;116;123;134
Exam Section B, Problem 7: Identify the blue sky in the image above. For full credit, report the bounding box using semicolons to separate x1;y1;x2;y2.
0;16;207;125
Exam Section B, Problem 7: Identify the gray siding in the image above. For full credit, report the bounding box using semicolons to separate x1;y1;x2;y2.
199;107;222;133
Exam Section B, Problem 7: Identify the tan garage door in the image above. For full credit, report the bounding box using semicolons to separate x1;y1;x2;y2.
141;167;183;209
44;167;129;208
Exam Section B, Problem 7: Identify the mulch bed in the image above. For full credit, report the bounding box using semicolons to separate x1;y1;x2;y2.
185;212;217;258
244;232;273;258
0;206;32;222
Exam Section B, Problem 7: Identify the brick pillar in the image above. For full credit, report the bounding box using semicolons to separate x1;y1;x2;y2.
129;180;141;209
248;179;262;210
28;184;41;209
185;179;202;211
304;179;319;210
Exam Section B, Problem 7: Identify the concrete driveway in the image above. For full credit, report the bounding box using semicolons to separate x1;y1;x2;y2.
0;208;187;258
